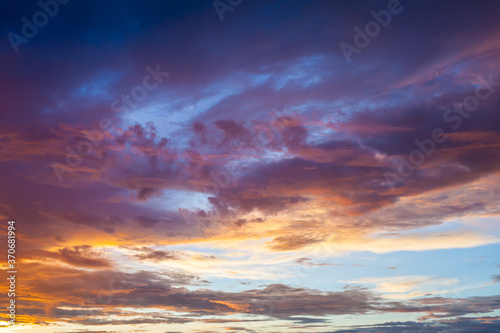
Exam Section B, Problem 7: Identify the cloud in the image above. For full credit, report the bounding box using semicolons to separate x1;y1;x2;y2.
127;246;182;261
267;235;324;251
58;245;113;268
344;275;458;299
331;317;500;333
23;246;113;269
295;257;338;266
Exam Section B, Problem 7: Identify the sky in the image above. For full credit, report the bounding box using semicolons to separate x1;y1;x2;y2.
1;0;500;332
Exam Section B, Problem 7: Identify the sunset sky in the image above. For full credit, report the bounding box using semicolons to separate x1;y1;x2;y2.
1;0;500;332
